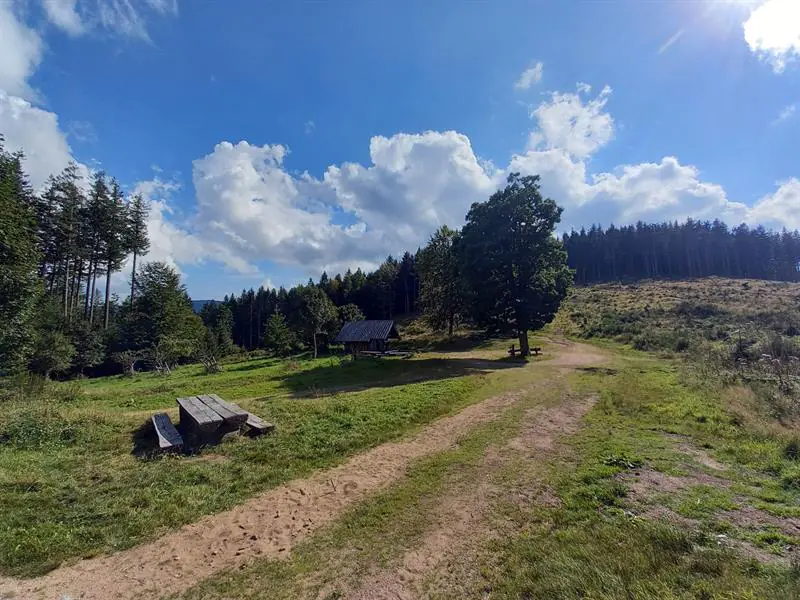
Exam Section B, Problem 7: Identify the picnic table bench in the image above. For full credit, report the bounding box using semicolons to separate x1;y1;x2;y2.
151;412;183;451
176;394;273;447
508;345;542;357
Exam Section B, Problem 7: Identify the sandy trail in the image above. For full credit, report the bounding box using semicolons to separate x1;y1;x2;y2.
0;341;605;600
342;392;598;600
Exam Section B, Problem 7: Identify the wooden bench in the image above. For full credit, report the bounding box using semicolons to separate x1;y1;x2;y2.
508;345;542;357
245;412;275;436
151;412;183;451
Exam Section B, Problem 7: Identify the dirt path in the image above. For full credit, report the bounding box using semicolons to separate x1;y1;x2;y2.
0;341;605;600
339;393;598;600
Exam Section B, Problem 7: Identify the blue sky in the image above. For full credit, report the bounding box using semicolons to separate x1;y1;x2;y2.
1;0;799;299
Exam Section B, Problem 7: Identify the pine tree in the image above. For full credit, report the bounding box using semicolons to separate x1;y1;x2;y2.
0;140;41;374
84;172;109;322
102;179;130;329
127;193;150;301
264;310;293;356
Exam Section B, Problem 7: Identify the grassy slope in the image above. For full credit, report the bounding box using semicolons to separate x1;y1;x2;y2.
182;278;800;599
0;334;539;577
554;277;800;352
182;354;800;599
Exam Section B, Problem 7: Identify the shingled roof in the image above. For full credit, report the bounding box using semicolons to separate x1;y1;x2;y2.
334;320;400;343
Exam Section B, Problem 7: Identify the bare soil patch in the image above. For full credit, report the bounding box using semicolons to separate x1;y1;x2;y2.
339;393;598;600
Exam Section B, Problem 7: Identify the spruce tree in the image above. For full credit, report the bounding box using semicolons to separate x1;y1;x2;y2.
127;193;150;301
0;140;40;374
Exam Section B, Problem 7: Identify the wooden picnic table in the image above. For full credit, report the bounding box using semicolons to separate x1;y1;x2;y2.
176;394;251;445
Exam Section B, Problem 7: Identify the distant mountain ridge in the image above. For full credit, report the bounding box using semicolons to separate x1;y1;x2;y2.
191;299;222;313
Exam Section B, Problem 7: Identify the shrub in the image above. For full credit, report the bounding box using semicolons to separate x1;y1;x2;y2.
674;301;720;319
784;438;800;461
674;337;691;353
0;406;77;450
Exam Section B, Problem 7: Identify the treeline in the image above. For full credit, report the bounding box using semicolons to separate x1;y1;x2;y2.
223;255;419;350
6;128;800;379
227;174;574;358
564;221;800;285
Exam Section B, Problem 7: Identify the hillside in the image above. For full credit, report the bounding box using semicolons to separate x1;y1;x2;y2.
557;277;800;352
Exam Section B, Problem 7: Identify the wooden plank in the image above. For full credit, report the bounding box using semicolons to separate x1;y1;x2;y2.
199;394;248;426
177;396;223;432
245;412;275;436
152;412;183;450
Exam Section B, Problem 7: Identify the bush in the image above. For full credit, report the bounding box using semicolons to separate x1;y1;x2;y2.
674;337;691;353
674;301;720;319
784;438;800;461
0;406;77;450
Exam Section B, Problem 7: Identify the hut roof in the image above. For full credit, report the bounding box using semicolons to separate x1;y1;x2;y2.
334;320;400;343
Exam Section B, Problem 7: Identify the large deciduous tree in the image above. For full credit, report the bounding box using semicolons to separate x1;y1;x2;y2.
459;173;573;356
416;225;464;335
299;284;338;358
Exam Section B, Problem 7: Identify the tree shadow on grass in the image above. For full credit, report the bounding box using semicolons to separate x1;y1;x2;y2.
276;355;527;398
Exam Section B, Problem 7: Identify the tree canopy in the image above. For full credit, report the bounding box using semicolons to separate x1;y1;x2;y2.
460;173;572;355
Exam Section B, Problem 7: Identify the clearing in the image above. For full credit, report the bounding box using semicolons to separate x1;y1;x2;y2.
2;278;800;599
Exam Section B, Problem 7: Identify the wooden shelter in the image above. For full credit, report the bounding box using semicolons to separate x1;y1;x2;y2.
334;320;400;354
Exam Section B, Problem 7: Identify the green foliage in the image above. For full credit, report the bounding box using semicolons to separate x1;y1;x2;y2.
119;261;204;357
0;139;40;375
338;303;364;325
28;330;75;379
298;284;339;358
200;302;236;356
459;172;572;355
416;225;464;335
264;310;294;356
70;321;105;373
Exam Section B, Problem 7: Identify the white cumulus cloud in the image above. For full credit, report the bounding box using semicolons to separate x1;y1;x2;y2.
0;3;44;100
743;0;800;73
515;61;544;90
749;178;800;230
43;0;85;36
528;85;615;159
0;91;85;190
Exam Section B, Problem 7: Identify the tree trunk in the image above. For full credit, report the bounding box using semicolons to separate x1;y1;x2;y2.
104;260;112;329
84;256;93;319
62;257;70;319
448;311;454;336
89;266;98;324
312;332;318;359
518;329;530;357
130;251;137;301
71;258;82;314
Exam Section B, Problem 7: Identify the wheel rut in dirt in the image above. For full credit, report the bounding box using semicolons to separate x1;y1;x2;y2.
338;392;598;600
0;341;605;600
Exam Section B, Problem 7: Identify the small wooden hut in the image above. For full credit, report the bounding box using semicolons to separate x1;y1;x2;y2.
334;320;400;354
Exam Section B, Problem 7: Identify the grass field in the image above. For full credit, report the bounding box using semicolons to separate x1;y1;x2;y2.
0;333;540;577
182;353;800;599
3;278;800;599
